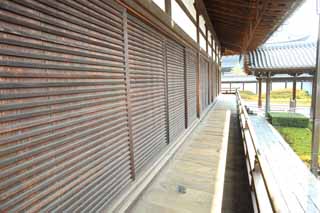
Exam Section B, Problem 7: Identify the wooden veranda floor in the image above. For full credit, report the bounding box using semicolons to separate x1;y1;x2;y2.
249;115;320;212
128;95;253;213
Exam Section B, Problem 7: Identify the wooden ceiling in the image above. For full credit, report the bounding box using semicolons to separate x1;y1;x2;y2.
203;0;305;55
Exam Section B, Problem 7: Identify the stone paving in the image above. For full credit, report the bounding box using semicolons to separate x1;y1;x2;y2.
128;95;240;213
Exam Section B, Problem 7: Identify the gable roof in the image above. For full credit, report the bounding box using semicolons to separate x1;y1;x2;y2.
247;41;316;75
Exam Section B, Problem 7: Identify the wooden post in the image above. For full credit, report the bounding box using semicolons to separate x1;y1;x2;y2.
258;77;262;108
292;75;297;101
291;74;297;112
123;9;136;180
211;35;214;102
165;0;172;17
311;16;320;175
242;82;245;91
195;3;201;118
265;73;271;115
184;48;188;129
311;77;316;119
205;26;208;54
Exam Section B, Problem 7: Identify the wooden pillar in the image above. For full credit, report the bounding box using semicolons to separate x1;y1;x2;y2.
265;73;271;115
205;26;208;54
292;75;297;101
285;81;287;88
123;9;136;180
311;16;320;175
258;77;262;108
229;82;231;91
311;78;316;119
242;82;245;91
211;35;214;101
195;4;201;118
165;0;172;17
301;81;303;90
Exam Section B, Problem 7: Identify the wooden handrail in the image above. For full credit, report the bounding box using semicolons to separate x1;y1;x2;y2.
235;89;285;213
221;88;237;94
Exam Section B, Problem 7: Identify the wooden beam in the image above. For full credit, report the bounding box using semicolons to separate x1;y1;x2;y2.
194;0;220;47
165;0;172;17
175;0;196;25
210;0;257;9
243;0;272;51
205;25;209;54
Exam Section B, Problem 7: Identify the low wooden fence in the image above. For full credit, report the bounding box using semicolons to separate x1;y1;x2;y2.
236;90;280;213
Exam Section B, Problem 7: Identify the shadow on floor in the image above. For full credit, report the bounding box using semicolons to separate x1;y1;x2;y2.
222;102;253;213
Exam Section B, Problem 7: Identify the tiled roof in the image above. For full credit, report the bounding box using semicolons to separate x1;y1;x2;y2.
247;41;316;73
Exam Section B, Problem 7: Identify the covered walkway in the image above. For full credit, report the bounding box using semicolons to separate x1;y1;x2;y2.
129;95;253;213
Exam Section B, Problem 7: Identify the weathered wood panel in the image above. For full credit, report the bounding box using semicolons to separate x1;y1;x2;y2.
127;14;167;174
167;39;186;143
0;1;133;212
185;48;197;127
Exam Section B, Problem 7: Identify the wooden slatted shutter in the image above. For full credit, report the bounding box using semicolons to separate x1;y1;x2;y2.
200;56;209;112
166;39;186;143
127;15;167;173
0;1;133;212
185;48;197;127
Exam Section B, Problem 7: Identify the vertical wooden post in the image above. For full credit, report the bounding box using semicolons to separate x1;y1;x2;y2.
292;74;297;101
163;40;170;144
300;81;303;90
211;35;214;101
311;16;320;175
291;74;297;112
311;77;316;119
165;0;172;17
285;81;287;88
242;82;245;91
258;77;262;108
184;48;188;129
265;73;271;115
205;26;208;54
215;42;218;96
195;3;201;118
123;9;136;180
218;57;220;94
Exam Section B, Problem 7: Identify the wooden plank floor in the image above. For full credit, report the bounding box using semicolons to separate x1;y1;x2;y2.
128;95;253;213
250;115;320;212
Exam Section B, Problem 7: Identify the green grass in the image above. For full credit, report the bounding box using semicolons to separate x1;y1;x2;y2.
240;89;311;106
275;126;320;166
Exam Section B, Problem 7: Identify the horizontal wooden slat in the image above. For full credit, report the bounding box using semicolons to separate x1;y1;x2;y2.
0;1;133;212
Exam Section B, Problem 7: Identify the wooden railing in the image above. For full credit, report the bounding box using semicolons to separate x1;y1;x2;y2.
221;88;238;94
236;90;281;213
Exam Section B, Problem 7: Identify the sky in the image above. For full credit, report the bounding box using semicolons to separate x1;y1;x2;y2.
267;0;319;43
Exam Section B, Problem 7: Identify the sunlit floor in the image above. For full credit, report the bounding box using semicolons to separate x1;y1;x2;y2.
129;95;253;213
